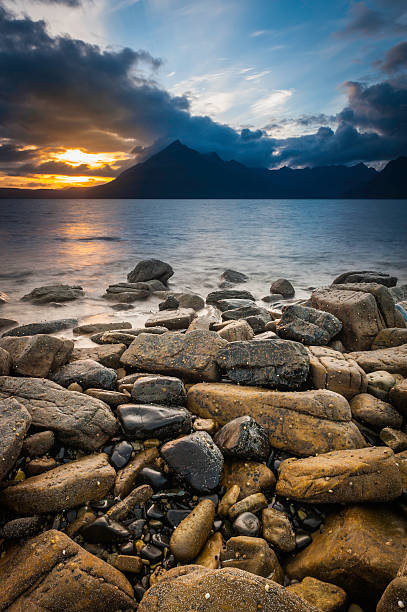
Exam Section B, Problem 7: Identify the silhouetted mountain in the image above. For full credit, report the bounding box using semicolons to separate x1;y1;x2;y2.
0;140;405;199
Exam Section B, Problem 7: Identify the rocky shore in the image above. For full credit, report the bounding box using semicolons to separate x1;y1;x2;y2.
1;260;407;611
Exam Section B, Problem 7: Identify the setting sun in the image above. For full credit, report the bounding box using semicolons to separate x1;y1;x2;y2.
55;148;117;167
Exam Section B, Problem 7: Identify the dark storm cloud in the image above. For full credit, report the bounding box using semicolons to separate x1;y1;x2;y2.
6;160;117;177
377;41;407;73
336;2;407;38
0;144;37;162
33;0;82;6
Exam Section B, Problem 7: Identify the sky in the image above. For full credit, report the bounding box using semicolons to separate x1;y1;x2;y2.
0;0;406;188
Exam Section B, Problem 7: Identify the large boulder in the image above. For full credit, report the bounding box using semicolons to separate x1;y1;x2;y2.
0;529;134;611
0;398;31;481
0;334;73;377
2;318;78;337
216;338;310;389
270;278;295;297
333;270;397;287
372;328;407;350
345;344;407;376
221;305;271;333
276;447;402;503
307;346;367;399
276;305;342;346
217;319;254;342
127;259;173;284
286;504;407;608
120;330;227;382
70;343;126;369
187;383;365;457
52;359;117;390
138;566;317;612
350;393;403;430
21;284;84;304
0;377;118;451
145;308;195;330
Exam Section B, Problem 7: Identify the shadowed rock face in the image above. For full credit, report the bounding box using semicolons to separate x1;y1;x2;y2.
0;334;73;378
0;397;31;480
333;270;398;287
276;304;342;346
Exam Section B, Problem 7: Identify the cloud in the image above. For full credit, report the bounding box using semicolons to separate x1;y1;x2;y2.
3;160;116;177
377;41;407;73
336;1;407;38
33;0;82;6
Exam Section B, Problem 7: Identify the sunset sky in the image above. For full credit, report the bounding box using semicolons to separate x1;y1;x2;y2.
0;0;406;188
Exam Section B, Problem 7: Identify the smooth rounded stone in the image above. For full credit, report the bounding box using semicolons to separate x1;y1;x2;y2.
276;446;402;503
109;553;143;574
377;577;407;612
145;308;195;330
120;329;227;383
218;485;241;517
82;515;130;543
346;345;407;377
222;460;275;500
85;388;129;407
21;284;84;304
139;566;317;612
307;346;367;399
195;532;223;569
188;383;365;457
233;512;261;536
110;440;133;469
3;318;78;338
390;379;407;415
262;507;295;553
117;403;192;440
217;338;310;389
22;430;54;457
127;259;174;284
206;289;256;305
286;504;407;608
0;334;73;378
229;493;268;520
270;278;295;298
380;427;407;452
26;457;58;475
114;447;159;498
217;299;255;312
214;416;270;461
161;431;223;493
1;453;115;513
70;343;126;369
222;305;271;333
220;536;283;582
107;484;153;522
350;393;402;430
0;346;11;375
131;375;187;406
73;321;132;335
170;499;215;562
52;358;117;390
366;369;398;399
138;466;169;489
333;270;398;287
372;328;407;350
276;304;342;345
220;270;248;284
0;318;18;331
287;577;348;612
68;382;83;392
0;398;32;480
193;417;217;433
0;516;42;539
218;319;254;342
0;529;134;611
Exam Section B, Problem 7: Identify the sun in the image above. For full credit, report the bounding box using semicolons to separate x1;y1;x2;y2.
55;148;115;167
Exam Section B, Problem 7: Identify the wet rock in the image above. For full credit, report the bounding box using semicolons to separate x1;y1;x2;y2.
380;427;407;452
286;504;407;607
206;289;255;305
3;318;78;337
222;460;275;499
222;305;271;333
346;344;407;376
287;577;348;612
114;447;159;498
121;329;227;382
131;374;187;405
350;393;402;430
1;453;115;513
145;308;195;330
26;457;58;475
221;270;248;284
276;305;342;345
170;498;215;561
214;415;270;460
262;507;295;553
104;289;149;302
188;383;365;457
82;515;131;543
218;319;254;341
377;549;407;611
270;278;295;298
127;259;174;284
161;431;223;493
218;485;240;517
0;346;11;375
0;318;18;331
228;493;267;520
221;536;283;582
0;529;134;611
0;397;31;480
107;484;153;521
110;302;134;310
73;321;132;335
372;328;407;350
390;379;407;414
85;388;129;407
109;554;143;574
217;338;310;389
21;283;84;304
118;403;192;439
138;565;317;612
159;294;179;310
0;516;42;539
276;446;402;503
70;343;126;369
22;430;55;457
233;512;260;536
100;331;142;346
217;298;255;312
52;358;117;390
110;440;133;469
0;376;118;451
0;334;73;377
333;270;397;287
308;346;367;399
195;532;223;569
367;369;398;399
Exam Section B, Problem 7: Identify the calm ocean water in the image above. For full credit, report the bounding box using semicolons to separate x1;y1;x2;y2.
0;198;406;328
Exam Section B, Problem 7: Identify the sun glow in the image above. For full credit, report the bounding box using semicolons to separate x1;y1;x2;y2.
54;148;117;167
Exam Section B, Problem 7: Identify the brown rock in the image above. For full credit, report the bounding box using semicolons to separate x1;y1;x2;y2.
145;308;195;330
345;344;407;376
0;334;73;377
220;536;283;582
228;493;267;520
109;554;143;574
195;532;223;569
114;447;159;498
307;346;367;399
366;369;398;399
70;343;126;369
26;457;58;475
1;453;115;513
22;430;55;457
218;320;254;341
218;485;240;517
222;460;275;500
287;577;347;612
0;398;31;481
0;346;11;375
170;499;215;562
0;529;134;611
106;484;153;521
380;427;407;453
262;507;295;553
85;388;129;407
350;393;403;430
372;328;407;350
276;447;402;503
187;383;366;457
396;450;407;488
73;321;132;335
377;549;407;611
390;378;407;415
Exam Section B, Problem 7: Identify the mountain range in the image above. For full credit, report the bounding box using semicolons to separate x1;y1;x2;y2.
1;140;406;199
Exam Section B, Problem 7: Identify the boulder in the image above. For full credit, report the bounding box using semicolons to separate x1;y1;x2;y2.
346;344;407;376
0;376;118;451
333;270;397;287
3;318;78;337
70;344;126;369
380;427;407;452
167;292;205;311
0;453;115;513
0;346;11;375
366;369;398;399
0;334;73;377
117;403;192;439
218;319;254;342
286;504;407;607
276;305;342;345
350;393;402;430
158;294;179;310
145;308;195;330
103;289;150;302
377;550;407;611
276;446;402;503
22;430;55;457
0;318;18;331
0;398;31;481
0;529;134;611
390;378;407;414
121;330;227;382
206;289;255;305
52;358;117;390
217;299;255;312
372;328;407;350
170;499;215;561
214;415;270;461
221;305;271;333
221;460;275;499
73;321;132;335
21;284;84;304
220;536;283;582
262;507;295;553
131;374;187;405
138;565;317;612
127;259;173;284
220;270;248;284
307;346;367;399
270;278;295;298
287;577;348;612
216;338;310;389
187;383;365;457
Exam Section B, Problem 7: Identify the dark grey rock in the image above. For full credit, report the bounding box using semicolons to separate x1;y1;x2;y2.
220;270;248;285
91;326;167;344
110;441;133;470
82;516;130;543
206;289;255;305
159;295;179;311
131;375;187;406
127;259;174;284
52;359;117;390
0;319;18;332
118;404;192;440
70;344;126;370
106;282;151;294
217;299;255;312
145;309;195;330
170;293;205;311
333;270;398;287
73;322;132;335
232;512;261;537
270;279;295;298
0;516;42;539
222;305;271;333
276;304;342;345
110;303;134;311
214;416;270;460
21;284;84;304
3;318;77;337
0;398;32;480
